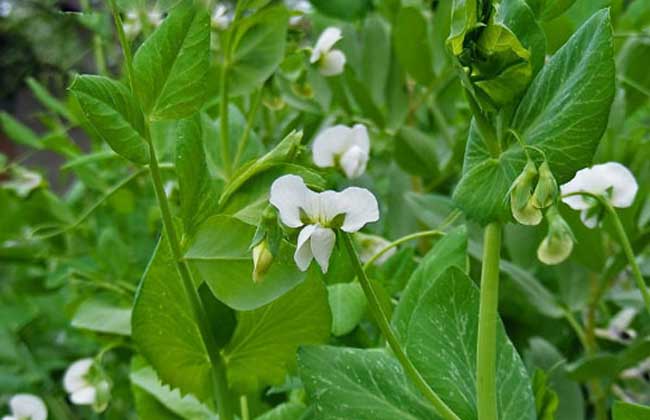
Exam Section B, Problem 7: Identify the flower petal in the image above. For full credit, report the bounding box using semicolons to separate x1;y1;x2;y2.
339;145;368;179
312;125;353;168
70;386;97;406
63;358;93;393
561;162;638;209
309;226;336;273
270;175;314;228
337;187;379;232
609;307;637;333
310;27;342;62
294;225;316;271
579;209;599;229
350;124;370;154
592;162;638;208
319;49;346;76
9;394;47;420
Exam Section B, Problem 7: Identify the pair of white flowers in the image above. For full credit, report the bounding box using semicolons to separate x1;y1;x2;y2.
526;162;638;265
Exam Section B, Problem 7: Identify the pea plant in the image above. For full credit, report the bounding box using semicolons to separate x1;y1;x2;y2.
2;0;650;419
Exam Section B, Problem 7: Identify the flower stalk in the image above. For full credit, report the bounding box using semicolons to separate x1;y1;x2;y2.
476;222;501;420
341;233;461;420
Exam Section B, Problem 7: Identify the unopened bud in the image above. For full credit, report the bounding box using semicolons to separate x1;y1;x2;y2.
252;240;274;283
537;206;575;265
532;161;557;209
510;160;542;225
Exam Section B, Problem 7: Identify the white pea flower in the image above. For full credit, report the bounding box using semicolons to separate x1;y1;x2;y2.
2;167;42;198
310;27;346;76
595;307;637;344
356;232;396;266
63;358;109;410
2;394;47;420
123;10;142;38
621;357;650;381
147;10;163;27
312;124;370;179
211;4;231;30
561;162;638;228
269;175;379;273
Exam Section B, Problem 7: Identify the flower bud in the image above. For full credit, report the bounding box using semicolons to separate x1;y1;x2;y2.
252;240;274;283
532;161;557;209
510;160;542;225
537;207;575;265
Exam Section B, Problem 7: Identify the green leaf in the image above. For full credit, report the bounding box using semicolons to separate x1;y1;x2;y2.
256;402;306;420
130;358;217;420
298;346;440;419
218;130;302;208
327;282;366;337
69;75;150;164
525;338;584;420
223;272;330;392
392;226;468;338
360;14;391;110
448;0;480;56
176;115;220;237
454;10;615;223
308;0;372;20
133;2;210;120
393;6;435;85
394;126;441;177
185;215;307;310
613;401;650;420
403;266;536;420
71;296;132;336
26;77;75;122
132;230;211;401
228;6;289;97
528;0;578;21
0;112;41;149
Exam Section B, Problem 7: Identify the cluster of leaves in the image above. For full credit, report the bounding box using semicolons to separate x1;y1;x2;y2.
1;0;650;419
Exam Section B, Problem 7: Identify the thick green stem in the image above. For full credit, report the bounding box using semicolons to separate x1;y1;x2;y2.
341;233;461;420
476;222;501;420
147;141;234;420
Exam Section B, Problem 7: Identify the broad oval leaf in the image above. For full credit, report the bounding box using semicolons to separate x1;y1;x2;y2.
403;266;536;420
69;75;150;164
327;282;366;337
454;9;615;224
393;6;435;85
132;231;212;402
298;346;440;419
185;215;307;311
227;6;289;97
223;272;330;392
133;2;211;120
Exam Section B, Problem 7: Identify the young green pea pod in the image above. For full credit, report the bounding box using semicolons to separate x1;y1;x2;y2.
537;206;575;265
509;160;542;225
532;161;558;209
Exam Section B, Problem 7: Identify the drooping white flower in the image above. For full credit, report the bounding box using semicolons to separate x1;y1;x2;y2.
211;4;231;30
621;357;650;381
147;10;163;27
2;394;47;420
312;124;370;179
310;27;346;76
123;10;142;38
356;232;396;266
561;162;638;228
63;358;109;409
269;175;379;273
2;167;42;198
595;307;637;344
285;0;312;26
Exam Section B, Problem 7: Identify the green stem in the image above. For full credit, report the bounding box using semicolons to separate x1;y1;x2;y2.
565;192;650;313
341;233;461;420
108;0;135;91
80;0;107;75
562;308;589;351
240;395;250;420
362;230;444;270
147;140;234;420
476;222;501;420
233;88;263;168
219;58;231;177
